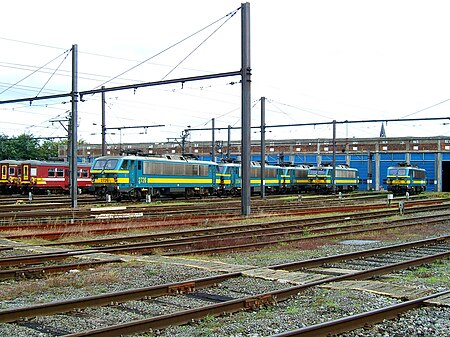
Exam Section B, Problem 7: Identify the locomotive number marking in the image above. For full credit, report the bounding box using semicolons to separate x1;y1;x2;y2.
138;177;147;184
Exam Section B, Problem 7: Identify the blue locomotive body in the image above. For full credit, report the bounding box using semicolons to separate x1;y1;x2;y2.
386;163;427;195
217;161;286;195
90;155;219;200
307;164;359;193
285;165;310;193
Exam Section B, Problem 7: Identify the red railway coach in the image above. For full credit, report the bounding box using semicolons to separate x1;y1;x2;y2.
19;160;92;194
0;160;22;194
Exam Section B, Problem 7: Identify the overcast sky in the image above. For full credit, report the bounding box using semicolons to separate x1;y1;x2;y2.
1;0;449;145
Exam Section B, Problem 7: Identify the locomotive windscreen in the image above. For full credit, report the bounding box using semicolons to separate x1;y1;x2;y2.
388;168;406;176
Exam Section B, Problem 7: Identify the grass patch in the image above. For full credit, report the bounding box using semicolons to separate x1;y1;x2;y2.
0;269;119;300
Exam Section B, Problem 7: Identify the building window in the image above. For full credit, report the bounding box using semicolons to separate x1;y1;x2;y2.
148;150;153;154
382;146;388;151
353;146;358;151
171;149;176;153
324;147;329;151
270;148;275;152
445;146;450;150
296;147;301;152
413;146;419;150
194;149;199;153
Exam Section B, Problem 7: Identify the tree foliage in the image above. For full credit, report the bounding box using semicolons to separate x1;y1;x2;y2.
0;133;66;160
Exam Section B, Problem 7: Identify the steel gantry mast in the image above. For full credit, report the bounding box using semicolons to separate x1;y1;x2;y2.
241;2;251;216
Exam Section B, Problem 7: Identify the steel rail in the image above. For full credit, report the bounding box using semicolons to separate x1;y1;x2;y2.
268;235;450;271
22;211;446;257
18;202;450;244
2;200;447;240
0;258;122;280
0;273;241;323
161;214;450;256
102;213;450;255
60;250;450;337
2;237;449;328
270;290;450;337
0;197;444;225
1;212;449;268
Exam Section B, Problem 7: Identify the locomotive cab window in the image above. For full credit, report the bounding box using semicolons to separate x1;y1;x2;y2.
388;168;406;176
56;168;64;177
309;168;327;175
93;159;118;170
30;168;37;176
48;168;55;177
120;160;129;170
105;160;118;170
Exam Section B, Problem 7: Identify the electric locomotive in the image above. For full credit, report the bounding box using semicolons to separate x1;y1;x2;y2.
217;160;285;195
386;163;426;195
307;163;359;193
90;154;219;200
284;165;309;193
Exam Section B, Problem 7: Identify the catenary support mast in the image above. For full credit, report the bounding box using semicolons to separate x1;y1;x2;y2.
241;2;251;216
70;44;79;208
260;96;266;199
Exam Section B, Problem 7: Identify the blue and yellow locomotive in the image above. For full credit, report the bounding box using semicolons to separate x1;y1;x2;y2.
386;163;427;195
90;154;219;200
217;160;287;195
285;165;310;193
307;164;359;193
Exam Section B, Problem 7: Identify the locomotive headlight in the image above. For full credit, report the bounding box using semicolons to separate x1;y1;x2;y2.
113;174;118;183
91;174;96;182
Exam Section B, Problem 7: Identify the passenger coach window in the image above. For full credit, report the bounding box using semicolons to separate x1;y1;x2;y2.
48;168;55;177
56;168;64;177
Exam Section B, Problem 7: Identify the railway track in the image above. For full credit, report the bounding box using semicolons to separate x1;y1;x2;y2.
0;193;431;225
1;210;449;278
0;236;448;336
0;198;447;239
271;290;450;337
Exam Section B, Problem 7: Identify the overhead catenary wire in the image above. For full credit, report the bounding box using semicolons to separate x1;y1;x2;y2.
401;98;450;118
0;48;71;96
161;9;238;80
34;49;71;97
94;7;241;90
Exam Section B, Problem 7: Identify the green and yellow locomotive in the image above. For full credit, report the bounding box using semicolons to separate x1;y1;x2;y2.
386;163;427;195
90;154;219;200
307;163;359;193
